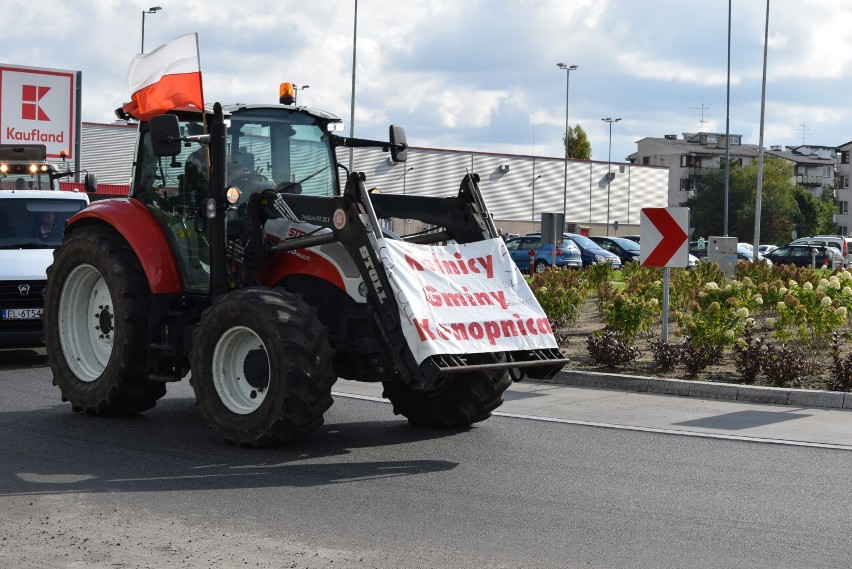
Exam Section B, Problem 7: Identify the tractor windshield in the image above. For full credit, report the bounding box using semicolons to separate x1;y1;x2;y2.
227;108;337;197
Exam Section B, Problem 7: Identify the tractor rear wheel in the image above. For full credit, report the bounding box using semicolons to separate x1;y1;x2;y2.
189;287;336;447
382;354;512;427
43;225;166;415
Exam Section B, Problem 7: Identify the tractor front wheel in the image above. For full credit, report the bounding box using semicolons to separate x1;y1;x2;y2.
382;354;512;427
190;287;336;447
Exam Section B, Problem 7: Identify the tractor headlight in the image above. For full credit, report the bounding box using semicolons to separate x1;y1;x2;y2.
226;186;241;205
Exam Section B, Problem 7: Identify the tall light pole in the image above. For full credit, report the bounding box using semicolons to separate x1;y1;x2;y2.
557;63;578;229
348;0;358;172
602;117;621;236
723;0;732;236
141;6;162;54
529;174;542;222
294;84;310;105
752;0;770;261
403;166;414;195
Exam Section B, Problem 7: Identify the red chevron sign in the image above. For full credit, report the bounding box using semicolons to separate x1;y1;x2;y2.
640;207;689;267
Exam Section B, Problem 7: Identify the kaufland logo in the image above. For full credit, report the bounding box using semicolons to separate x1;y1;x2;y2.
0;64;77;158
21;84;51;121
5;82;63;144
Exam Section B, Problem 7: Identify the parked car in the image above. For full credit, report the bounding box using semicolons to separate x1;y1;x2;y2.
739;244;770;264
687;253;700;269
615;236;699;268
764;244;841;268
790;236;852;268
1;189;90;348
688;241;769;264
589;235;641;265
563;233;623;269
758;244;778;256
504;235;582;274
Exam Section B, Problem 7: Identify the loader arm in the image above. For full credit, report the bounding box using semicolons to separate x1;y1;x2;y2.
270;173;568;389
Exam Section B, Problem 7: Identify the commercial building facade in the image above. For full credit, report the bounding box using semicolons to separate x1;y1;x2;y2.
58;121;670;237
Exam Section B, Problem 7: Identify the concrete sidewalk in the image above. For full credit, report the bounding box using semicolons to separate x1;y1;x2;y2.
334;372;852;448
549;369;852;409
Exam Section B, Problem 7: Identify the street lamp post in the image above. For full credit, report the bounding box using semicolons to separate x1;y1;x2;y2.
348;0;358;172
141;6;162;54
294;85;310;105
602;117;621;236
529;174;542;222
557;63;578;229
403;166;414;195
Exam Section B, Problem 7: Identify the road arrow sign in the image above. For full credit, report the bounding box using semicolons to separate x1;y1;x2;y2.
640;207;689;267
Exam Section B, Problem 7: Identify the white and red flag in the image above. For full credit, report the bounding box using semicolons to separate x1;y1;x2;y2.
122;33;204;121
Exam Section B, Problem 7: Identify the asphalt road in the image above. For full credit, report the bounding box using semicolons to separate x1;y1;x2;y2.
2;347;852;568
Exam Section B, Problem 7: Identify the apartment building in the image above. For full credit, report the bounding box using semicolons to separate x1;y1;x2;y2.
835;141;852;235
630;132;846;234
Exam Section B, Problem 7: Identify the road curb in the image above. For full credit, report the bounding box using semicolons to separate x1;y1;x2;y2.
538;369;852;411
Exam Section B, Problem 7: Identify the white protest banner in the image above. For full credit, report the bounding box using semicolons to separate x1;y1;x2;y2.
378;237;557;364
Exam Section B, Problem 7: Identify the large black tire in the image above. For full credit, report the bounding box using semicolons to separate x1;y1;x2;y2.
381;354;512;427
43;225;166;415
189;287;336;447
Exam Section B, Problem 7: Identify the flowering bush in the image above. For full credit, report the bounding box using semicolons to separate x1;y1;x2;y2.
672;280;755;349
527;267;591;327
601;292;660;342
529;259;852;388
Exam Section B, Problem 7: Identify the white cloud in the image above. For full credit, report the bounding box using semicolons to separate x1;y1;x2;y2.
4;0;852;165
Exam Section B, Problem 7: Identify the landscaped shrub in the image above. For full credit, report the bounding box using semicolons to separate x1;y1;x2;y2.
761;344;805;387
650;340;680;372
586;330;639;368
733;322;765;384
680;337;722;377
528;267;591;326
829;331;852;392
669;262;725;313
600;292;661;342
585;261;614;307
529;258;852;389
673;280;752;351
773;279;848;347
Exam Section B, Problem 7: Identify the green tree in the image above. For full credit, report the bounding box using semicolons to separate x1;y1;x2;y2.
564;124;591;160
686;157;831;245
791;186;836;237
730;157;798;245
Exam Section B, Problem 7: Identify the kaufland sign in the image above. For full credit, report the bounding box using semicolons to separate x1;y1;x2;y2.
0;64;79;159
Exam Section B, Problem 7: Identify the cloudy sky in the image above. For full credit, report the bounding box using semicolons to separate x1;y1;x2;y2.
5;0;852;165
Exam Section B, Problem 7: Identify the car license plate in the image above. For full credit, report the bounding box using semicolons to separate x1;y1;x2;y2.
1;308;43;320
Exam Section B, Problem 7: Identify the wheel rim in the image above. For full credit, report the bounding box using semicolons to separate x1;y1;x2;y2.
57;264;115;382
535;262;547;274
212;326;270;414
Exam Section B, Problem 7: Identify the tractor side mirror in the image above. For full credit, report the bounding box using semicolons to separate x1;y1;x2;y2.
149;114;182;157
84;173;98;193
389;124;407;163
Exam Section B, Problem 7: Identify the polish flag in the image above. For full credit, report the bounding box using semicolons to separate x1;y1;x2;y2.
122;33;204;121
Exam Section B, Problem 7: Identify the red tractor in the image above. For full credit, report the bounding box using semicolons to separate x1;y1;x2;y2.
43;91;566;446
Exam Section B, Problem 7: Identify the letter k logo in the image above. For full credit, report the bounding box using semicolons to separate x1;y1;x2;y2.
21;84;50;121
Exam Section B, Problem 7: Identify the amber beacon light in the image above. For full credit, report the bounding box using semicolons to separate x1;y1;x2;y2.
279;83;296;105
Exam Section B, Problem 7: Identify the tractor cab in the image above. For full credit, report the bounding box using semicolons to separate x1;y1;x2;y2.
139;91;406;297
134;104;346;293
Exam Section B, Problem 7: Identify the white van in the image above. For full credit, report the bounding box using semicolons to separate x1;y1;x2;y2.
0;189;90;347
790;235;852;268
